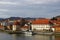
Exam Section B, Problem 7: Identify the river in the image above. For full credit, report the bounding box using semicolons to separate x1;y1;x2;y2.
0;32;60;40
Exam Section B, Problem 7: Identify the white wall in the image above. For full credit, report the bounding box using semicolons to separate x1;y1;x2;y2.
12;25;16;31
31;24;51;31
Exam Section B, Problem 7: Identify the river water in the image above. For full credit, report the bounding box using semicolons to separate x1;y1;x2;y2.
0;32;60;40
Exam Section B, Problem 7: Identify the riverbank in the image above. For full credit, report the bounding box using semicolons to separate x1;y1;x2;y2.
0;29;60;36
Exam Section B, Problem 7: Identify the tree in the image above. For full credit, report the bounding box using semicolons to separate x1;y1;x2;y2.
20;18;27;27
51;17;57;20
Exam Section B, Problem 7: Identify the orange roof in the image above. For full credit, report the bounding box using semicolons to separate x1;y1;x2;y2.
50;19;60;24
14;21;20;25
0;26;3;29
32;19;50;24
52;25;60;28
56;22;60;24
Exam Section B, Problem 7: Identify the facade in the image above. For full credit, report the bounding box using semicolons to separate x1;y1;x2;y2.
50;17;60;32
12;20;29;31
32;24;50;31
52;26;60;32
31;19;51;31
12;20;20;31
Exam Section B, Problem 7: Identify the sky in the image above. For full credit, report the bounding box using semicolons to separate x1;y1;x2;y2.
0;0;60;18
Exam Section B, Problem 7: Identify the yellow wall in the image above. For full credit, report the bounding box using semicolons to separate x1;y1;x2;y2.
55;27;60;32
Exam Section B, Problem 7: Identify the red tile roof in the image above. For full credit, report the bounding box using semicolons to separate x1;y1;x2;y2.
50;20;60;24
52;25;60;28
0;26;3;29
32;19;50;24
14;21;20;25
56;22;60;24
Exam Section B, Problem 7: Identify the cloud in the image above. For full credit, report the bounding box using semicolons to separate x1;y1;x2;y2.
0;9;8;12
20;0;60;5
0;1;18;5
0;0;60;6
0;0;60;18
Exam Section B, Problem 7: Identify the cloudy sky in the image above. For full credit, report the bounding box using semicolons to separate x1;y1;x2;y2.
0;0;60;18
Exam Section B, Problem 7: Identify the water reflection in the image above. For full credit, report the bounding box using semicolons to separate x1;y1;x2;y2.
0;32;60;40
55;35;60;40
32;35;55;40
12;34;55;40
12;34;33;40
49;35;55;40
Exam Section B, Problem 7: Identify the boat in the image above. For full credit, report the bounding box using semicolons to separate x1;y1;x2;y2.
34;32;54;35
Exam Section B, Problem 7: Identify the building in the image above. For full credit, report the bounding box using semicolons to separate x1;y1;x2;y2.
50;17;60;32
12;20;20;31
31;18;51;31
52;21;60;32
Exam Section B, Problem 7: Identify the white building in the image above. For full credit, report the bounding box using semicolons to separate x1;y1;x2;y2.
31;19;51;31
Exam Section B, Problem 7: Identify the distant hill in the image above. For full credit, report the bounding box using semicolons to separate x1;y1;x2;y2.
51;15;60;20
0;17;47;21
5;17;21;20
55;15;60;18
23;17;36;20
0;18;4;21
